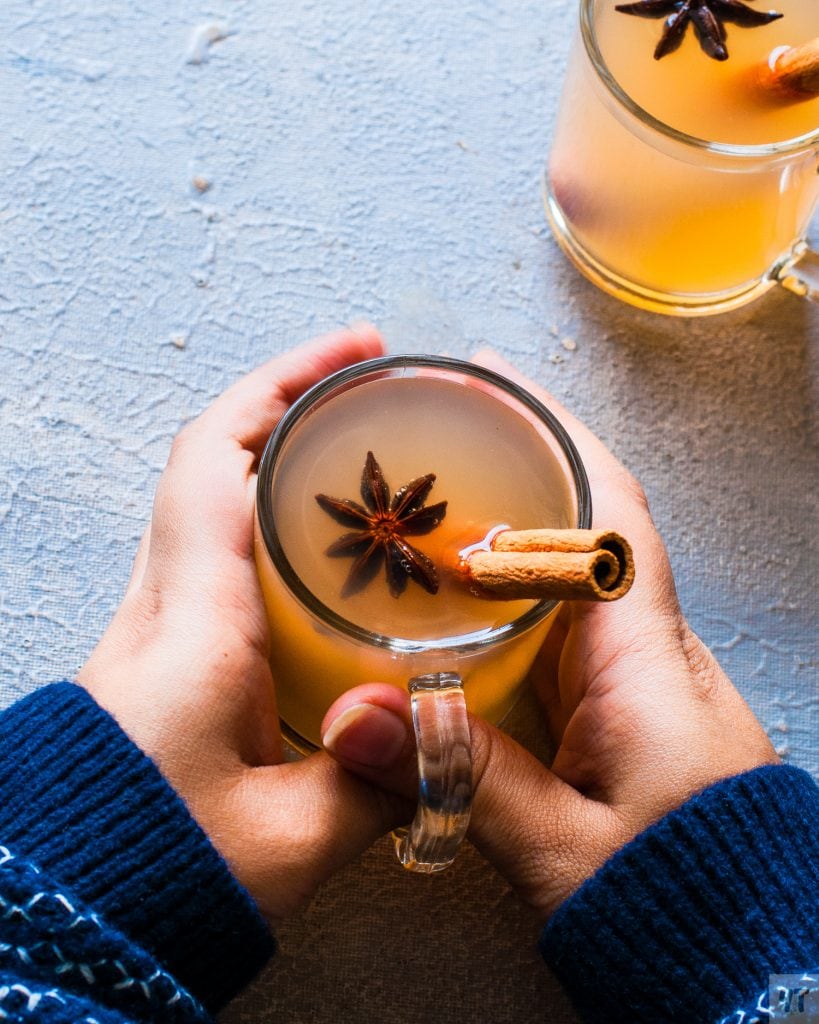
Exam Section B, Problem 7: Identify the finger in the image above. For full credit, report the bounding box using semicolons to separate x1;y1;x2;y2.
321;683;419;793
320;685;599;919
143;325;384;582
471;349;629;493
471;350;689;738
471;349;660;532
198;323;385;455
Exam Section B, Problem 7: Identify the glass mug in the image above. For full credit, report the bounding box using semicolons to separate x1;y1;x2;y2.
254;355;591;872
545;0;819;316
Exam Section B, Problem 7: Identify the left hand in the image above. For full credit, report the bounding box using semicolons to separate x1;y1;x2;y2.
78;326;410;922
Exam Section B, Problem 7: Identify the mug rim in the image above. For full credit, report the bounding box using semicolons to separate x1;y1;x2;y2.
256;354;593;654
581;0;819;159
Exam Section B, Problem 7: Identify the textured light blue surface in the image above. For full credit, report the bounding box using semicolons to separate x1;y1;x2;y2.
1;1;817;1021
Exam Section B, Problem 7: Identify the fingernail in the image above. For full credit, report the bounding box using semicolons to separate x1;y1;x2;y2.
322;703;408;768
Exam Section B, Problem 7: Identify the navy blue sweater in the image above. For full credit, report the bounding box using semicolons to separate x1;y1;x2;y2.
0;683;816;1022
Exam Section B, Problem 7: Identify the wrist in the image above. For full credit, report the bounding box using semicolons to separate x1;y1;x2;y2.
0;681;274;1012
540;764;819;1024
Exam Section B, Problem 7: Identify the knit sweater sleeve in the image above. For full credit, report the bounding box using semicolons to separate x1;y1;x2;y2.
539;764;819;1024
0;682;275;1020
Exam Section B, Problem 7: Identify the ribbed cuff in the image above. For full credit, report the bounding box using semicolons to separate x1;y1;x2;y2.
539;765;819;1024
0;682;275;1012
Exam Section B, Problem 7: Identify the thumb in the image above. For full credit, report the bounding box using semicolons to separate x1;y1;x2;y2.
321;684;605;920
236;750;413;921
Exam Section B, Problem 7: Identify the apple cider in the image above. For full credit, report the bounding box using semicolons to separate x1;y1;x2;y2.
546;0;819;313
255;362;587;749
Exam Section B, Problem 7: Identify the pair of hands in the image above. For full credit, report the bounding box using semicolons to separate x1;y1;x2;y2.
78;326;777;926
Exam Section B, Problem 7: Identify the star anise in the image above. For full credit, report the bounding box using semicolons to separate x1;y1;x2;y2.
615;0;783;61
315;451;448;598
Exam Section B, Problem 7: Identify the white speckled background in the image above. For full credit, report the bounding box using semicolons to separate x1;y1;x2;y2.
1;1;816;1021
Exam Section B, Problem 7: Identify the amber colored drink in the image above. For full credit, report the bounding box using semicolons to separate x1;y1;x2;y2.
255;360;588;749
546;0;819;314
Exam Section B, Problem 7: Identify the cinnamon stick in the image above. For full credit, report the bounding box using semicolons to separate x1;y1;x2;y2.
460;528;635;602
750;37;819;103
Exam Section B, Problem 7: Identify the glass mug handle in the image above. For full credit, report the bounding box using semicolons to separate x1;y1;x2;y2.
775;242;819;303
391;672;473;873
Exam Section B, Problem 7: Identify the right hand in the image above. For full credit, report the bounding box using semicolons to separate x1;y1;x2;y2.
319;349;779;922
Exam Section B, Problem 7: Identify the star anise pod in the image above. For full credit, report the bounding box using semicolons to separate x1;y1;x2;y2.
315;451;448;598
615;0;783;61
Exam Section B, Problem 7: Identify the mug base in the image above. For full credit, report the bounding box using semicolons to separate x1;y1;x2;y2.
543;183;774;318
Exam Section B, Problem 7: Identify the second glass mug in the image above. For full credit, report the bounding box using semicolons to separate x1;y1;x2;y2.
544;0;819;316
254;355;591;872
